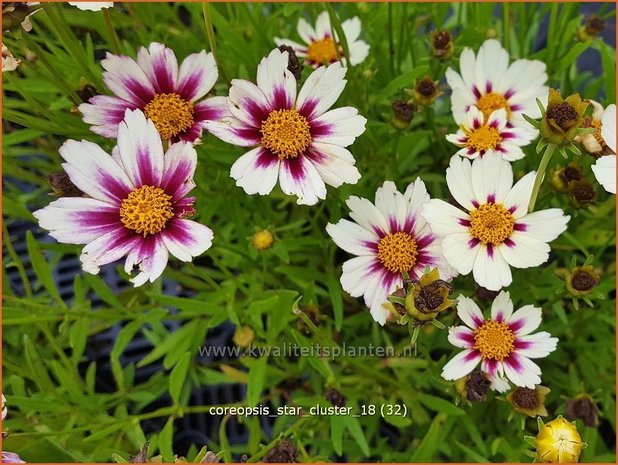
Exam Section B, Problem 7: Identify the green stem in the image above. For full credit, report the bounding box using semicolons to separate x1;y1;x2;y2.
102;9;121;55
202;2;229;85
503;3;510;51
528;143;556;212
387;3;395;75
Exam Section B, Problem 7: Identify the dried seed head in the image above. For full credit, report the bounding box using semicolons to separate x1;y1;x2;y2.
324;387;347;407
278;45;303;81
263;438;298;463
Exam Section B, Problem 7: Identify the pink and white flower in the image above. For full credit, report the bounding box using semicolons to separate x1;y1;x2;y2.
33;109;214;286
275;11;369;68
446;106;535;161
204;48;366;206
591;103;616;194
326;180;457;325
446;39;548;135
442;291;558;390
422;153;569;291
79;42;226;143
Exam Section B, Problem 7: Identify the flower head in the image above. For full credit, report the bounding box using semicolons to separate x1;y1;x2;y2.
577;15;605;41
442;291;558;389
408;76;442;107
33;109;214;286
205;48;366;205
507;385;550;417
539;89;588;145
422;154;569;291
551;163;583;193
430;30;453;60
391;100;414;129
446;39;547;135
398;267;454;322
565;394;598;427
446;107;535;160
535;416;585;463
565;265;600;297
275;11;369;68
591;103;616;194
252;229;274;250
455;369;491;402
326;180;456;325
79;42;226;143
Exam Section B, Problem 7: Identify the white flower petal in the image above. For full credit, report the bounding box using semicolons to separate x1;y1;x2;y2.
470;152;513;205
311;107;367;147
306;143;361;188
516;332;558;359
499;232;550;269
472;244;512;291
507;304;542;336
177;50;218;102
490;290;513;322
422;199;470;236
502;171;536;219
503;354;541;388
442;232;481;275
446;155;476;210
278;156;327;205
447;326;475;349
326;219;377;256
256;48;297;109
160;218;213;262
296;63;347;119
456;296;485;330
592;154;616;194
340;255;378;298
601;104;616;152
136;42;179;94
441;349;482;380
346;195;389;237
516;209;569;242
230;147;280;196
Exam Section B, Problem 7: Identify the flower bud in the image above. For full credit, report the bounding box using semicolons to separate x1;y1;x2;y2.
539;89;588;145
391;100;414;129
430;30;453;60
566;265;600;297
408;76;441;107
535;416;585;463
565;394;598;428
252;229;274;250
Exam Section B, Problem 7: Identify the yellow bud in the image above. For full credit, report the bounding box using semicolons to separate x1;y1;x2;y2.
252;230;274;250
233;326;255;348
536;416;585;463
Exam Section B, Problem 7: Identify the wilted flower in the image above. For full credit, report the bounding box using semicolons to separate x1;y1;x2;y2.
79;42;226;143
48;171;84;198
507;385;550;417
275;11;369;68
577;15;606;42
565;394;598;427
407;76;441;107
538;89;589;145
252;229;274;250
277;45;303;80
2;43;21;72
263;438;298;463
446;39;547;136
324;387;347;407
551;163;583;193
33;110;214;286
326;180;456;325
430;30;453;60
568;179;596;208
205;48;366;206
535;416;585;463
442;291;558;390
422;154;569;291
455;368;492;402
577;101;614;155
446;107;535;161
2;2;39;32
565;265;600;297
391;100;414;129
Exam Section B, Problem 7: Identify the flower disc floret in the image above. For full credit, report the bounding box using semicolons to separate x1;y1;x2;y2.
120;185;174;237
377;231;418;273
477;92;511;121
143;93;195;140
260;109;312;159
469;203;515;245
307;37;338;64
473;319;515;360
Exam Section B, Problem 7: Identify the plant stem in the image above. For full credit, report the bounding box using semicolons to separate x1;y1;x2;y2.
528;142;556;212
202;2;230;85
102;9;121;55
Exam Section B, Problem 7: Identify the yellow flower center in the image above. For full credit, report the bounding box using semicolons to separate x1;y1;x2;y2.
591;119;606;147
466;125;503;151
473;320;515;360
377;232;418;273
477;92;511;121
252;230;274;250
307;37;339;64
143;93;195;140
119;185;174;237
260;109;312;159
470;203;515;245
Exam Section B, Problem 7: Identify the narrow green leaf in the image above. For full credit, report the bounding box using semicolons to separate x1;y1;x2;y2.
169;351;192;405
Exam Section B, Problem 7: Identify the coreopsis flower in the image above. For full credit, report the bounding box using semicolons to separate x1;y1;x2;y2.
79;42;226;143
68;2;113;10
539;89;589;145
551;163;583;193
577;15;605;42
446;39;548;134
430;30;453;60
577;101;615;155
564;265;600;297
566;394;598;427
446;107;535;161
326;180;456;325
591;103;616;194
204;48;366;206
407;76;442;107
391;100;414;129
274;11;369;68
442;291;558;389
507;385;550;417
388;267;454;323
422;154;570;291
535;416;585;463
33;109;214;286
